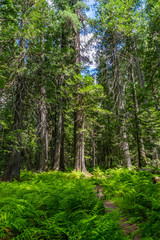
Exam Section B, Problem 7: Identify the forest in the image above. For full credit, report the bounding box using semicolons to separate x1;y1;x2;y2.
0;0;160;239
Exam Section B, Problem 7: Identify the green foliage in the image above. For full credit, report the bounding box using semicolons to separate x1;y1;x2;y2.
97;168;160;239
58;9;81;32
0;171;126;240
73;1;89;11
65;74;105;113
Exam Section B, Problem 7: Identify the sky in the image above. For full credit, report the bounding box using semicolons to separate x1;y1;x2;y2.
85;0;96;19
47;0;96;15
82;0;97;75
47;0;97;74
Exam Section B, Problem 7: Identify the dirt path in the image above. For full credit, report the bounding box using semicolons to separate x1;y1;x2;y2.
95;185;140;240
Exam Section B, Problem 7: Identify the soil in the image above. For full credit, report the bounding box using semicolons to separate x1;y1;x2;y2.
95;185;140;240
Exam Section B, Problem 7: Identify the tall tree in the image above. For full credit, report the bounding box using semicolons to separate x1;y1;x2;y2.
73;0;86;172
2;0;29;180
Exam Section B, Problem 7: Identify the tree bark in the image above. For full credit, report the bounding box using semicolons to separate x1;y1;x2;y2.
91;129;96;169
60;113;65;171
2;10;26;180
131;40;147;164
2;79;23;181
74;100;86;171
113;34;132;169
130;55;147;167
53;73;65;171
74;0;86;172
81;112;86;172
37;85;48;171
53;107;63;170
121;119;132;169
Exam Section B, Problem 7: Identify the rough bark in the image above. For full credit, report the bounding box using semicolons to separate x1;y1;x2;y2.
2;11;26;180
121;119;132;169
2;79;23;181
91;129;96;169
53;73;65;171
60;113;65;171
152;146;160;168
37;86;48;171
113;34;132;169
50;105;57;168
74;100;86;171
81;113;86;172
36;33;49;171
132;40;147;163
130;55;147;167
53;107;63;171
74;0;86;172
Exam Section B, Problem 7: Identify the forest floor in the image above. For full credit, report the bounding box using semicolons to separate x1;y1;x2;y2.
95;185;140;240
0;168;160;239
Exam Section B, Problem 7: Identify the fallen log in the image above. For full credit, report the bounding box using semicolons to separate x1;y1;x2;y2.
138;168;155;173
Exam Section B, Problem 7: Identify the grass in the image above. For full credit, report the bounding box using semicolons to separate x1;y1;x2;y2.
0;170;126;240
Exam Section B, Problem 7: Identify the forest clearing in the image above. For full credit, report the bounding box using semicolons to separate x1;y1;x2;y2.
0;0;160;239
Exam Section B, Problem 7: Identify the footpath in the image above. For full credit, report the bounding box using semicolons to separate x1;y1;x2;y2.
95;185;140;240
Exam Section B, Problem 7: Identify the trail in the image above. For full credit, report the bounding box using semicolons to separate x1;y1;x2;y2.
95;185;140;240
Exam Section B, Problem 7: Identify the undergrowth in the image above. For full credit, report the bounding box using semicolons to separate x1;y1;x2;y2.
1;169;159;239
0;171;126;240
94;168;160;240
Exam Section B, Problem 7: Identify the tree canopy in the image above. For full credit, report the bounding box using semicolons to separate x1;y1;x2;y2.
0;0;160;180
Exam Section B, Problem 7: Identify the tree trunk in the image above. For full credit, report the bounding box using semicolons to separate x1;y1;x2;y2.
60;113;65;171
37;86;48;171
74;0;86;172
53;107;63;170
2;12;26;180
74;100;86;171
107;116;113;168
2;79;23;180
121;119;132;169
50;105;57;168
130;55;147;167
81;113;86;172
132;40;148;163
113;34;132;169
91;129;96;169
53;73;65;171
